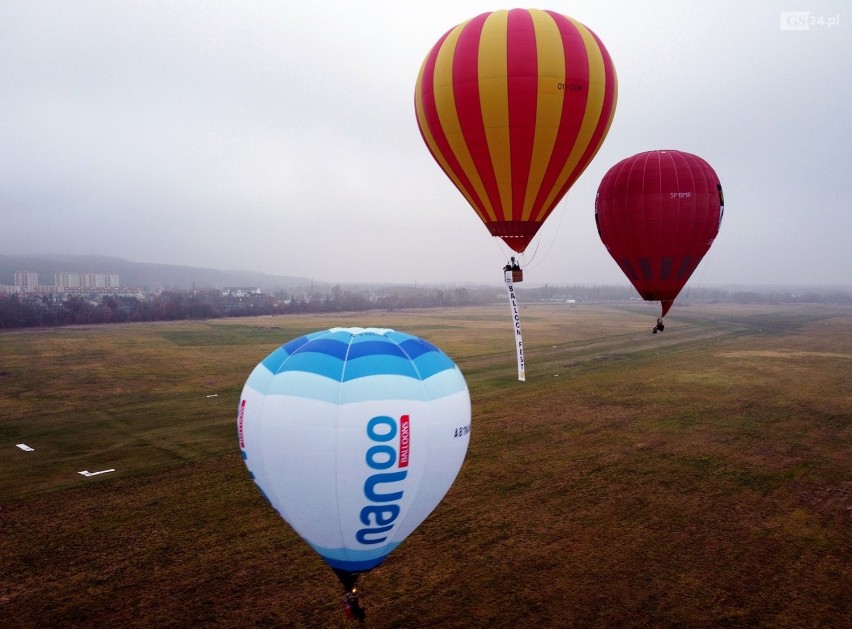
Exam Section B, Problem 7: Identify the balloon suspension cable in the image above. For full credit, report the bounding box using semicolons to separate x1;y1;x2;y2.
491;237;517;267
334;569;366;623
520;240;540;269
654;300;673;332
523;200;568;273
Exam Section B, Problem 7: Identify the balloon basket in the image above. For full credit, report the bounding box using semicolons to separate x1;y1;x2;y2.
342;588;366;623
504;269;523;283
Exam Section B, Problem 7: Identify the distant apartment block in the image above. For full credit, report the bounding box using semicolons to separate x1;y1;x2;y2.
222;287;262;297
1;271;122;295
84;273;120;289
55;272;120;289
15;271;39;290
55;272;82;289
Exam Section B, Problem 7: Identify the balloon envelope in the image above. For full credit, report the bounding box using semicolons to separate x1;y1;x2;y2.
415;8;618;253
238;327;471;575
595;150;724;317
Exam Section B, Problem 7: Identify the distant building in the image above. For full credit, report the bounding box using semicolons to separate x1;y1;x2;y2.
15;271;39;293
222;287;262;297
55;272;82;289
0;270;124;296
82;273;120;288
55;272;120;290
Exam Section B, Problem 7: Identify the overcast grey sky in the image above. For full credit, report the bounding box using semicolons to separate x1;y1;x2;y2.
1;1;849;287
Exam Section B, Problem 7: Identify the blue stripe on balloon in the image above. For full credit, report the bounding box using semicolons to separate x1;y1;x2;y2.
253;371;465;404
281;333;319;354
337;374;427;404
410;350;457;379
396;336;439;359
276;352;344;380
383;330;416;344
263;335;351;373
316;329;359;343
260;345;293;373
343;354;420;380
244;362;276;392
311;542;400;572
347;339;407;360
268;351;457;382
253;328;463;392
323;556;387;572
263;370;343;401
296;337;350;360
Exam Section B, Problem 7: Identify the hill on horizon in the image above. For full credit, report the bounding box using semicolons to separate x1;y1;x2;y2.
2;254;849;297
0;254;315;291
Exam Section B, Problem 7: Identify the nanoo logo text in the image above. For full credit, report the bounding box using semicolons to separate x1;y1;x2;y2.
356;414;411;545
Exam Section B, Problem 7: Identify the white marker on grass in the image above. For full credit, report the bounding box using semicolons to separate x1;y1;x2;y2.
78;469;116;477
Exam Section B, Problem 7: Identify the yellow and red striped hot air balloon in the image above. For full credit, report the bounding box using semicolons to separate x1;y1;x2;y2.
415;8;618;254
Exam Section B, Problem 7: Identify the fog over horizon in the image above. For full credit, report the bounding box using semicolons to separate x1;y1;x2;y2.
2;1;849;288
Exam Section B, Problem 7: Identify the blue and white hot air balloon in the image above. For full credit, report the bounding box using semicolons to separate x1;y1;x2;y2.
238;327;470;619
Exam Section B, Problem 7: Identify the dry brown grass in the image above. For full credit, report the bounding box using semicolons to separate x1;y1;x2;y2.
1;303;850;627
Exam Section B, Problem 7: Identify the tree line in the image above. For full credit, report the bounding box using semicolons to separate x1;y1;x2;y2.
1;284;848;329
0;285;490;329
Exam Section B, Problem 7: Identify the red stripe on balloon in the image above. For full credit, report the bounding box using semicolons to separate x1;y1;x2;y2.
506;9;538;222
453;14;502;222
418;29;488;218
530;12;588;223
563;27;617;193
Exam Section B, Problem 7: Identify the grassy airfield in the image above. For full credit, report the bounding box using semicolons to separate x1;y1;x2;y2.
1;303;849;627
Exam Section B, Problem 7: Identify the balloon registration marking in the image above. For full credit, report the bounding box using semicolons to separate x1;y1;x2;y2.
238;327;471;578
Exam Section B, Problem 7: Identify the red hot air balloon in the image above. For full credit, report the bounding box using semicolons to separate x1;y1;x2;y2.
595;150;724;327
415;8;618;255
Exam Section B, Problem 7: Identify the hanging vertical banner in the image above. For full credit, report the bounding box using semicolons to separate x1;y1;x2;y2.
504;271;526;381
